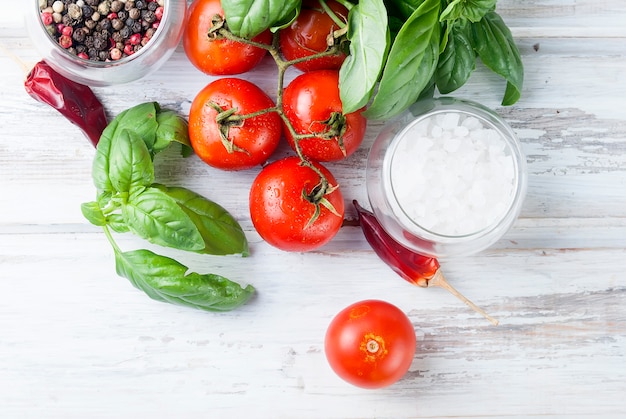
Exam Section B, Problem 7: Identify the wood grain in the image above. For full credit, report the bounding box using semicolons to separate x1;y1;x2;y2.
1;1;626;418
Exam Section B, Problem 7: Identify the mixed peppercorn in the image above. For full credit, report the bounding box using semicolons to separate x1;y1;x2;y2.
38;0;165;62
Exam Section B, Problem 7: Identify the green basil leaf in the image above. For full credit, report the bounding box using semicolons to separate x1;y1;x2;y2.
364;0;440;120
92;129;115;196
155;184;249;256
107;213;131;234
439;20;450;54
123;186;204;252
436;19;476;94
339;0;389;114
108;129;154;195
385;0;425;20
81;201;106;227
440;0;496;23
153;110;193;157
221;0;301;38
502;81;521;106
470;11;523;105
418;73;436;101
114;248;255;312
93;102;160;195
98;102;160;155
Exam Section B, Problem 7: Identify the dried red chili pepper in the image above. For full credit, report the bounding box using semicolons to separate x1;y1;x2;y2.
24;60;107;147
353;200;499;326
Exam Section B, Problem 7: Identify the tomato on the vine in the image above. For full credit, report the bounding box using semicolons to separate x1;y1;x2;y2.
249;156;345;252
188;78;282;171
183;0;272;75
279;0;348;72
283;70;367;162
325;300;416;389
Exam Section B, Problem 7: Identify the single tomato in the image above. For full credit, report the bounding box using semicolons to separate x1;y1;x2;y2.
325;300;416;389
188;78;282;170
283;70;367;162
279;0;348;72
249;156;345;251
183;0;271;75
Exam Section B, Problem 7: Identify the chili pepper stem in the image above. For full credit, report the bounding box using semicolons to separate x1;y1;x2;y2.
426;269;499;326
0;42;33;75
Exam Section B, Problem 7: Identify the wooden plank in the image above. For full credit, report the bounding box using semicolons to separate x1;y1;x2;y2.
1;231;625;418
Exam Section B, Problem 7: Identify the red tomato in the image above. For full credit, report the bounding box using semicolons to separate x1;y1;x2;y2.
249;156;345;251
283;70;367;162
188;78;282;170
325;300;416;389
183;0;271;75
279;0;348;72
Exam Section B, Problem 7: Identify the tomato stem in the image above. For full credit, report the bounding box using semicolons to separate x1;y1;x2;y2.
208;101;252;155
210;16;345;222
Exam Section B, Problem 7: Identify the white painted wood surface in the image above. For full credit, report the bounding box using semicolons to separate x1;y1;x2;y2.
1;1;625;418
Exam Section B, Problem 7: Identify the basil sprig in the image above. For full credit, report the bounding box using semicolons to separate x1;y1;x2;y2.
220;0;523;120
364;0;441;120
82;102;254;312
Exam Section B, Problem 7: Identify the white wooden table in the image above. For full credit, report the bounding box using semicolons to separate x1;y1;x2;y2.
2;1;626;418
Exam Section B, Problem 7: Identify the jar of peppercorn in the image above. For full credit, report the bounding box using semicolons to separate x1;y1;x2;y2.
27;0;186;86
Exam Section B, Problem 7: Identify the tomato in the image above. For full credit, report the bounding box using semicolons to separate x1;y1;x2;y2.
324;300;416;389
282;70;367;162
188;78;282;171
183;0;272;75
249;156;345;251
279;0;348;72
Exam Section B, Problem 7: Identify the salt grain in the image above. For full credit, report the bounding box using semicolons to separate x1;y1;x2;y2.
391;111;516;236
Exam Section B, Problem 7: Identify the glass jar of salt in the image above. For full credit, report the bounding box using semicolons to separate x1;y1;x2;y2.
366;97;527;258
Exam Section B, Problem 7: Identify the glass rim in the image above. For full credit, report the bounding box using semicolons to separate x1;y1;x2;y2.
32;0;173;68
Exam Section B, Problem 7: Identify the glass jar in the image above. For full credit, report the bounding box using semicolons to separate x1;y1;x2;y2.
27;0;186;86
366;97;527;258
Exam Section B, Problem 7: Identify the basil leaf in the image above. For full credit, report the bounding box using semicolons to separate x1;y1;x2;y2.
114;248;255;312
153;110;193;157
108;129;154;195
440;0;496;23
470;11;523;105
92;128;114;196
436;19;476;94
107;213;130;234
98;102;159;155
123;186;205;252
364;0;440;120
385;0;425;20
221;0;301;38
154;184;249;256
81;201;106;227
339;0;389;114
93;102;160;194
439;20;450;54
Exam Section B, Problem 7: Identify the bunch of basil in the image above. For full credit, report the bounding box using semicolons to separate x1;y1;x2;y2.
222;0;523;121
81;102;254;312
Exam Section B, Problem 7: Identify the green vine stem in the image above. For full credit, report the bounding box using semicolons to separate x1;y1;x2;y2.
210;15;349;208
318;0;348;29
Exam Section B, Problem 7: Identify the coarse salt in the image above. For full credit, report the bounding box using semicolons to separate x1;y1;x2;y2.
390;111;516;236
